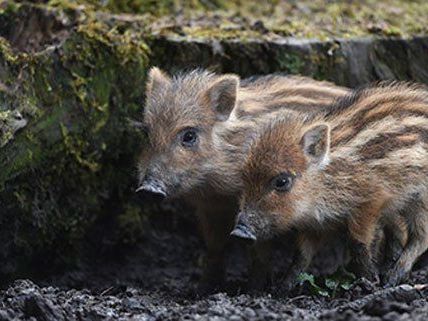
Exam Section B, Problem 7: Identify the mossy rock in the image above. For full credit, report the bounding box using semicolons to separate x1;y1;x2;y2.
0;1;149;279
150;36;428;87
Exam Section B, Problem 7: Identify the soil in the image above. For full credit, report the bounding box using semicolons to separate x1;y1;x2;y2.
0;205;427;321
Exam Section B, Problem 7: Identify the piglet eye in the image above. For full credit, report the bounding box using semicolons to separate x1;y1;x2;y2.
181;128;198;147
272;173;294;192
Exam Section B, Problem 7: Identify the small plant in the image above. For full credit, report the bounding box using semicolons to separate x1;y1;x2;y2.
297;272;330;297
297;268;356;298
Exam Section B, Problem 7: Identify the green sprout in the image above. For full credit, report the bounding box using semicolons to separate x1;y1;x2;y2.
297;268;356;298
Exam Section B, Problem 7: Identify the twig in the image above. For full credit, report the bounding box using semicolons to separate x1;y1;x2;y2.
323;284;426;315
100;286;115;296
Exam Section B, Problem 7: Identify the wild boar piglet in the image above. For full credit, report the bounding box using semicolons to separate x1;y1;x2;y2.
137;67;350;291
233;82;428;287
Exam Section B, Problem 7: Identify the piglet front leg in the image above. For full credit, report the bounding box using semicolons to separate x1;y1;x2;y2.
247;240;273;292
195;199;236;294
278;233;319;294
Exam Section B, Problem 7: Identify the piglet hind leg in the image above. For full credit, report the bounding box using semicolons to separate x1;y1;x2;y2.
347;199;387;282
378;216;408;276
384;197;428;287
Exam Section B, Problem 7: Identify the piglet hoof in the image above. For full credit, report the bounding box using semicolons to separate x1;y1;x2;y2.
348;260;379;284
362;268;380;285
274;279;300;297
382;267;409;288
246;279;266;293
195;283;217;296
195;275;225;296
246;269;271;293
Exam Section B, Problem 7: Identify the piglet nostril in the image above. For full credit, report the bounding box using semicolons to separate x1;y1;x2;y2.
136;177;167;202
230;215;257;242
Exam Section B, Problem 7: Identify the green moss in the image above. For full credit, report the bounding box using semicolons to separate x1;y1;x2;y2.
73;0;225;15
60;123;100;172
31;0;428;41
0;1;151;278
277;52;305;74
180;27;258;41
0;110;27;147
47;0;96;11
148;0;428;40
0;1;21;16
0;36;18;63
37;0;428;41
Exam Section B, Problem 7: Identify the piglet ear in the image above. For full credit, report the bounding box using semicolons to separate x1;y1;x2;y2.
300;124;330;168
204;75;239;121
146;67;171;96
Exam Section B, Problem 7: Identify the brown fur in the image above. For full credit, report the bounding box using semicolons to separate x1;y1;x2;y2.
238;82;428;286
137;67;350;291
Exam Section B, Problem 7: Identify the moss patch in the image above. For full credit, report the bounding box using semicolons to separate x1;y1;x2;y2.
148;0;428;40
0;1;150;279
35;0;428;41
17;0;428;42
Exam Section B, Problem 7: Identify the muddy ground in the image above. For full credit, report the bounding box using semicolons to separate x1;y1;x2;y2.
1;204;428;321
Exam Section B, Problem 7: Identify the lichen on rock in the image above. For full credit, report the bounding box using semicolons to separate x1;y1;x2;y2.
0;110;27;147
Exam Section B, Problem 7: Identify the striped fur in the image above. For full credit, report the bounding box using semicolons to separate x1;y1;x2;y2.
237;82;428;286
138;67;350;291
236;75;349;119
